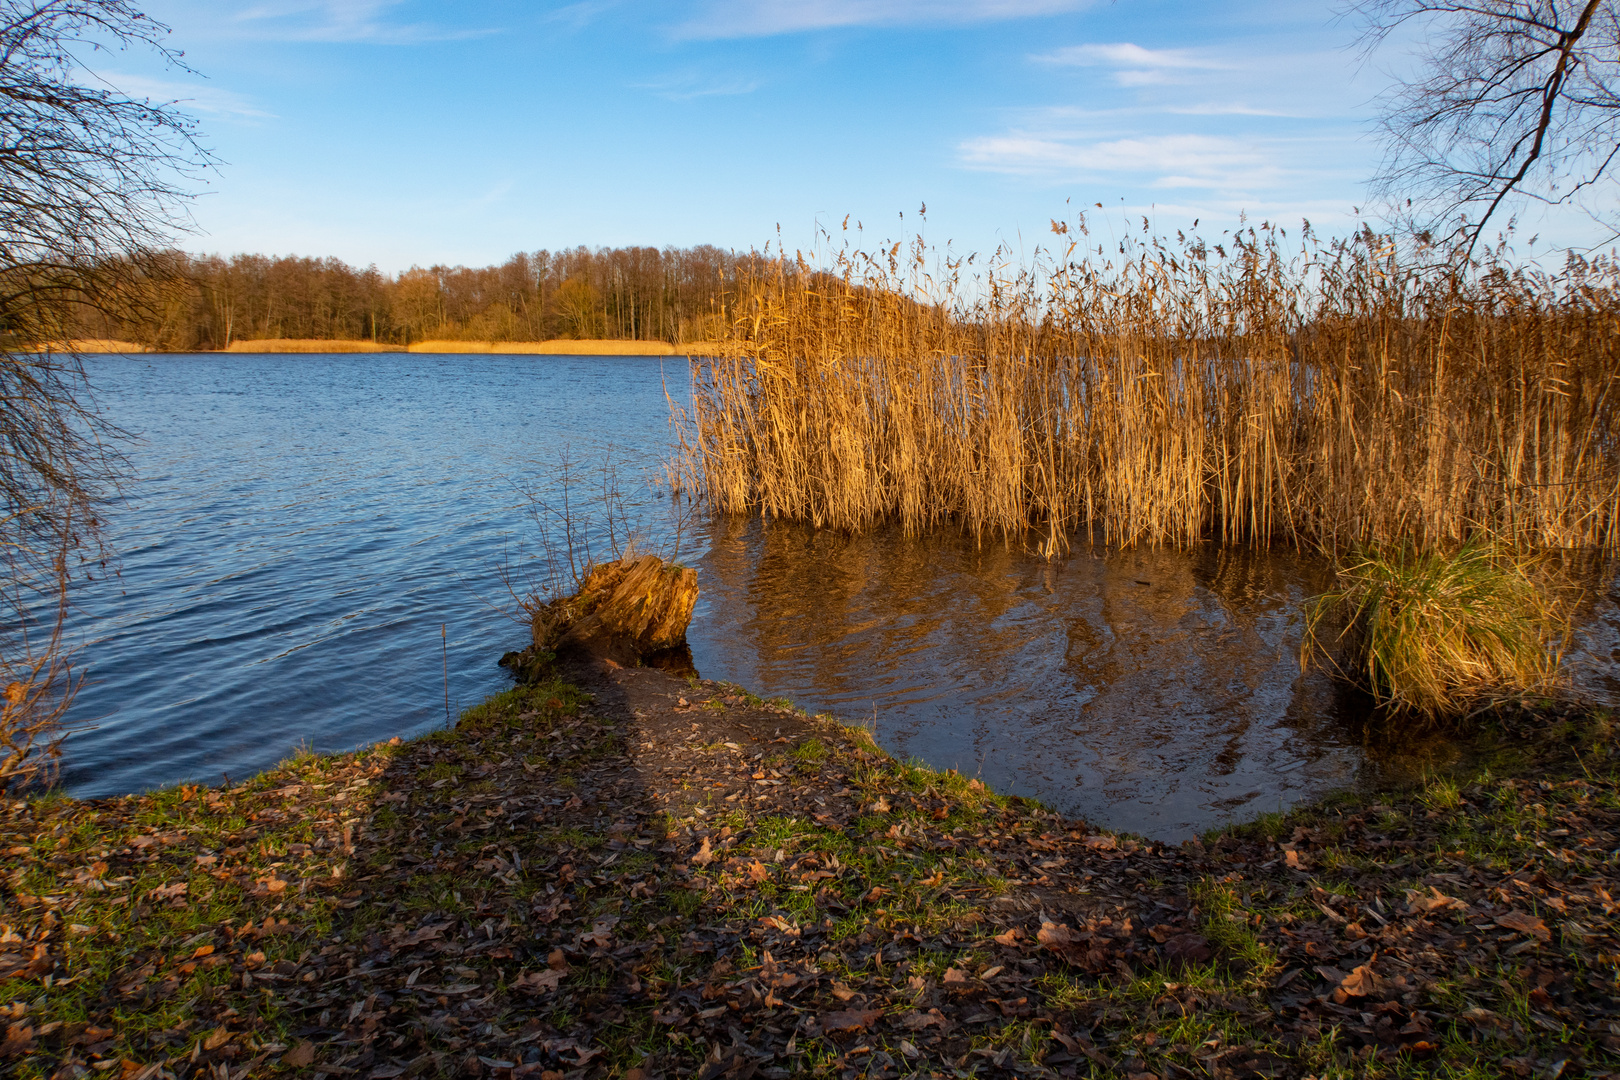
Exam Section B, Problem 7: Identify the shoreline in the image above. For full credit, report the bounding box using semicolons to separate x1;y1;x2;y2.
43;338;725;356
1;660;1617;1078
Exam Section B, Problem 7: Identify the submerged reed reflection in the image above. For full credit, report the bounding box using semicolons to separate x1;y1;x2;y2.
687;519;1486;839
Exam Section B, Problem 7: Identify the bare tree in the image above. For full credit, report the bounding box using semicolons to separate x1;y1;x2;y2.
0;0;205;787
1358;0;1620;251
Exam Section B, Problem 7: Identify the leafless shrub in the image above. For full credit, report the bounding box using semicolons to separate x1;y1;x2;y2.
0;1;207;786
500;449;695;631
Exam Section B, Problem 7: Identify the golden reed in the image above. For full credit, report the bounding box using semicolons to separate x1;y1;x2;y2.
679;222;1620;552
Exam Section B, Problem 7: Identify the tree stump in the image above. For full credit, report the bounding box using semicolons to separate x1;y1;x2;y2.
503;554;699;678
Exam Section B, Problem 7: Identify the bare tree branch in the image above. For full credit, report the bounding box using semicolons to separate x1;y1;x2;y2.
1357;0;1620;252
0;0;206;787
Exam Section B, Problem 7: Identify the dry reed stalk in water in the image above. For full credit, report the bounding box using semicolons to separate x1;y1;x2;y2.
677;223;1620;552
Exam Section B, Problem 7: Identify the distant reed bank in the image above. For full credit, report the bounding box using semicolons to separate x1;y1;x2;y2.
681;225;1620;553
43;338;721;355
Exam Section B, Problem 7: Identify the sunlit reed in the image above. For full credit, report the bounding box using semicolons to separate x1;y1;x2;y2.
679;221;1620;553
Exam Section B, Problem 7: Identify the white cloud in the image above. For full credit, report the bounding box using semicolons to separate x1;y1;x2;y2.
634;72;761;101
102;73;275;122
1037;42;1231;71
224;1;496;44
960;131;1288;193
676;0;1092;39
541;1;620;31
1166;102;1297;117
1035;41;1236;88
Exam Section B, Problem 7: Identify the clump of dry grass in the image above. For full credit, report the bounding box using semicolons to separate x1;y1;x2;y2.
224;338;398;353
36;338;148;353
405;339;682;355
678;221;1620;553
1302;538;1570;717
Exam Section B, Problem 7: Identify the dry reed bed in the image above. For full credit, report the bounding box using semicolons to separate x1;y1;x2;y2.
680;226;1620;552
218;338;722;355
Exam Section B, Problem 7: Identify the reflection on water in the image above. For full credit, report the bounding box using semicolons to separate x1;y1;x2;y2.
687;519;1612;840
59;354;1620;840
62;352;684;798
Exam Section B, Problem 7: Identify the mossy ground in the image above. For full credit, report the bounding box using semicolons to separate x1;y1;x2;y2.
1;664;1618;1079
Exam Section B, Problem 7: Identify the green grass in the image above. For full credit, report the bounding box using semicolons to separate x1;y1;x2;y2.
1304;537;1568;718
7;665;1619;1080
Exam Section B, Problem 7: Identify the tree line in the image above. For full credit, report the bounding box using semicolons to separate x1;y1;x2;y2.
67;244;759;349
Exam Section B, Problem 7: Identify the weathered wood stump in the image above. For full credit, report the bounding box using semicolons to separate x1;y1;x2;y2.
501;554;699;680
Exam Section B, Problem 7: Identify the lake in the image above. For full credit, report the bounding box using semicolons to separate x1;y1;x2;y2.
61;352;1620;839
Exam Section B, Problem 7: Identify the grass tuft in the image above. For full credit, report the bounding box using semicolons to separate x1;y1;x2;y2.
1303;537;1569;717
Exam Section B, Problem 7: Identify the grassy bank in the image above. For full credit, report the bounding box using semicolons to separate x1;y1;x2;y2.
2;664;1619;1079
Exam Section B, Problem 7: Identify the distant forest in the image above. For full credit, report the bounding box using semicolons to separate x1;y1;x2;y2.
71;245;752;349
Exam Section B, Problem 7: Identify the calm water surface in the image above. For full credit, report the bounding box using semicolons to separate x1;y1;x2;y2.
65;353;1620;840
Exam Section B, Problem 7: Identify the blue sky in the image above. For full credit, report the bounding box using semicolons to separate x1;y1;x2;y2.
116;0;1407;271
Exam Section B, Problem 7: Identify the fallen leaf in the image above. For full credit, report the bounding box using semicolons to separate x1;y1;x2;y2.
943;967;969;983
1496;911;1551;941
0;943;50;981
1405;887;1466;914
282;1040;316;1067
0;1022;33;1057
691;837;715;866
1162;933;1212;969
1036;921;1073;946
1339;964;1385;997
900;1008;949;1031
580;916;618;948
818;1008;880;1032
993;927;1022;946
513;968;566;993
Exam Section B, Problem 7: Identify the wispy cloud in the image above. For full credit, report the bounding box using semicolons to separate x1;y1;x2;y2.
960;130;1288;193
225;1;497;44
102;72;276;121
634;72;761;101
1038;42;1230;70
1165;102;1297;117
676;0;1092;39
1035;42;1234;87
1028;39;1361;119
541;1;619;32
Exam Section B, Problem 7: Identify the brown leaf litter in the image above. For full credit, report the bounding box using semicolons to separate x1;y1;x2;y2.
0;661;1617;1079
